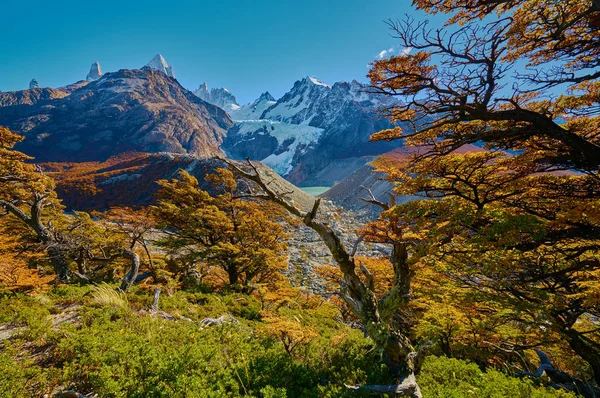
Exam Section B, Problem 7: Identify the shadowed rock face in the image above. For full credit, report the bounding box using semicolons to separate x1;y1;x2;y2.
0;68;234;162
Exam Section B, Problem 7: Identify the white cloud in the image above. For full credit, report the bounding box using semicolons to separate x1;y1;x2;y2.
376;46;412;59
376;47;395;59
401;47;413;56
377;46;413;59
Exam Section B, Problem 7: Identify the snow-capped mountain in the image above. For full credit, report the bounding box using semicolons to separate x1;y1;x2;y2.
259;77;331;124
86;61;103;81
260;77;393;128
229;92;276;120
225;120;324;176
221;77;402;185
145;54;175;78
193;83;240;113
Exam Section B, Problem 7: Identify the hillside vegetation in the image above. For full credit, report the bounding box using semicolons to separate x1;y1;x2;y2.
1;0;600;397
0;286;572;398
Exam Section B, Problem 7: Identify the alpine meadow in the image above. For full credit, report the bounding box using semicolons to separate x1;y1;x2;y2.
1;1;600;397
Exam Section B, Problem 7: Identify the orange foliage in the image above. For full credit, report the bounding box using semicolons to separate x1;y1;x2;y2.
0;220;53;291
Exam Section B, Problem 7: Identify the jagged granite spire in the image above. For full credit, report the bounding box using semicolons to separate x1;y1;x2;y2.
193;82;210;101
145;53;175;78
193;82;239;111
257;91;276;102
29;79;39;89
86;61;103;81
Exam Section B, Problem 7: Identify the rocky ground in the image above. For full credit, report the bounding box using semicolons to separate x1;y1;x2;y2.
285;199;389;292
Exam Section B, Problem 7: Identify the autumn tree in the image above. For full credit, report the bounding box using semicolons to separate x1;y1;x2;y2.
62;211;147;291
366;0;600;393
0;126;73;281
0;217;52;290
94;207;158;289
153;168;288;291
221;158;426;397
0;127;147;289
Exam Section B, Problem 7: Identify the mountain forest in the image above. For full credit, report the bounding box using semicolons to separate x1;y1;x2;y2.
1;1;599;397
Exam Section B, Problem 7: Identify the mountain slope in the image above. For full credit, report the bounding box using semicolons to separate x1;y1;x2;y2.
224;120;324;175
322;145;485;217
40;152;315;212
229;92;276;120
0;68;233;162
221;77;403;185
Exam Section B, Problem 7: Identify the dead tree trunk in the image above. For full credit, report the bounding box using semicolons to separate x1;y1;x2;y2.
46;246;72;282
222;158;424;397
119;249;140;292
150;287;161;313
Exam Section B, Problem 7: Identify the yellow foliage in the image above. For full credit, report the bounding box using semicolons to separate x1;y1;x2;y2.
259;314;319;356
0;219;52;291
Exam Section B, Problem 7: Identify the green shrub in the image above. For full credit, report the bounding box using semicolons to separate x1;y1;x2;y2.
0;295;52;342
419;356;575;398
0;352;53;397
0;289;578;397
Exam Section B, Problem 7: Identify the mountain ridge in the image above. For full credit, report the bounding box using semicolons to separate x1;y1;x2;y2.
0;68;233;162
220;77;403;185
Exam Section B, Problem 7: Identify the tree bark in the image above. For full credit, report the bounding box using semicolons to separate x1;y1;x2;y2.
150;287;161;313
523;349;600;398
227;264;239;286
565;329;600;387
119;249;140;292
47;246;72;282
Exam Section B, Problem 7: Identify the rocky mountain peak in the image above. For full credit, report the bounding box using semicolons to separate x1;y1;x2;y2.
257;76;332;124
227;91;277;121
257;91;276;102
29;79;39;89
145;53;175;78
86;61;103;81
210;87;238;107
194;82;209;98
303;76;331;88
288;77;331;95
193;82;239;112
224;74;404;184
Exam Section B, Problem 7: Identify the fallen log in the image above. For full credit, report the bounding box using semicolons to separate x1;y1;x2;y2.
199;315;239;330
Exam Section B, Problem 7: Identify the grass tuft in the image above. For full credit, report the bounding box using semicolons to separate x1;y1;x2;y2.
90;284;129;310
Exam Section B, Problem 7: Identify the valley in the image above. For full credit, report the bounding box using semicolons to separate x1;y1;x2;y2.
299;187;330;196
1;2;599;394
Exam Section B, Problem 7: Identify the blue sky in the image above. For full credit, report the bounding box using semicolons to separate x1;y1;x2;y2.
0;0;443;104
